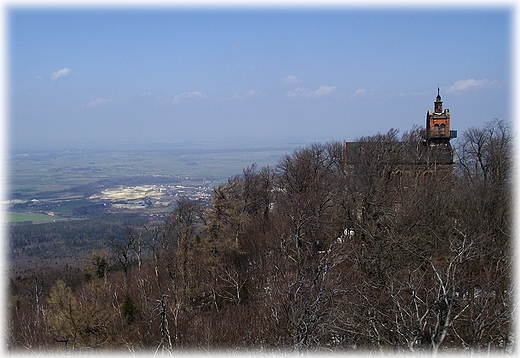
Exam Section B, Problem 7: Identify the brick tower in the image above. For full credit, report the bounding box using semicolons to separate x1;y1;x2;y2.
424;88;456;145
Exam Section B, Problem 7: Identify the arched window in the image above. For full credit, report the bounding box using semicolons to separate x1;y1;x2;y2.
433;124;439;136
440;123;446;136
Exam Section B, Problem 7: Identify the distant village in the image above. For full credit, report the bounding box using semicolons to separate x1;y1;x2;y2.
88;183;213;210
4;181;215;223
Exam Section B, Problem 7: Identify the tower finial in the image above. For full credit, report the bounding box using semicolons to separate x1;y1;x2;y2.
434;87;443;113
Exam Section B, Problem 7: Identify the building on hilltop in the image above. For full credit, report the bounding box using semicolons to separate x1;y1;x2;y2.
423;87;457;145
343;88;457;186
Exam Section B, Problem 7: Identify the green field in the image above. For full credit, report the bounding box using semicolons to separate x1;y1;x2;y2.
7;212;66;223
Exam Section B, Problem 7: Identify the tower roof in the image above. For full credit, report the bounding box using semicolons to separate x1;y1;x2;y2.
436;87;442;102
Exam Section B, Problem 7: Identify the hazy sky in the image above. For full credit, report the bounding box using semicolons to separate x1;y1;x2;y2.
8;5;511;151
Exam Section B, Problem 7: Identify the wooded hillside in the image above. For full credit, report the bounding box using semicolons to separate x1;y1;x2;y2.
8;119;513;354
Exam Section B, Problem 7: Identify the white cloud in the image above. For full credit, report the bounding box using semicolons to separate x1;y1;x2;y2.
309;85;336;97
285;87;306;98
217;90;256;102
286;85;336;98
447;78;495;93
350;87;379;99
173;91;207;104
51;67;72;80
281;75;300;87
86;98;113;107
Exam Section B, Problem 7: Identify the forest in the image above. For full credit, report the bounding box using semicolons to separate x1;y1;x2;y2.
7;119;513;354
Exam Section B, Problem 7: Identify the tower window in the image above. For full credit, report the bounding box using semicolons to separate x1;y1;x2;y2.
440;123;446;136
434;124;439;136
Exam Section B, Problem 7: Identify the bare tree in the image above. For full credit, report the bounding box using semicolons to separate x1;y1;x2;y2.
83;250;109;283
108;229;137;289
452;119;513;351
262;142;353;350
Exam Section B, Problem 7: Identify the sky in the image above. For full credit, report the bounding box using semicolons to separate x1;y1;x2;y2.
7;3;512;151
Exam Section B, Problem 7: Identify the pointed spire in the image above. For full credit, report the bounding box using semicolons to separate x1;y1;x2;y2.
434;87;443;113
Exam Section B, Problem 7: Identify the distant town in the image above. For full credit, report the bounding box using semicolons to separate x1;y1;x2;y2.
88;183;214;210
4;182;213;222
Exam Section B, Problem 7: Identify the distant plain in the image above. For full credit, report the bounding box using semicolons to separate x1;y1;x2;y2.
6;139;308;221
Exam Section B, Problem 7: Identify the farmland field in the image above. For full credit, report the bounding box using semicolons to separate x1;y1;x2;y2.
5;139;305;220
7;212;64;223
